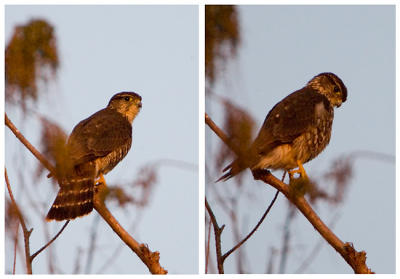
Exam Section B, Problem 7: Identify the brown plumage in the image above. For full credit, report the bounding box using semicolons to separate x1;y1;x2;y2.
218;72;347;182
46;92;142;221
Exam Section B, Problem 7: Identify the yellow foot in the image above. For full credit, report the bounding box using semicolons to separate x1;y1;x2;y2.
288;160;308;180
95;173;106;186
288;160;313;196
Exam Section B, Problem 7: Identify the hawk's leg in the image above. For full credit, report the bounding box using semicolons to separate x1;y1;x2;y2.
288;160;308;180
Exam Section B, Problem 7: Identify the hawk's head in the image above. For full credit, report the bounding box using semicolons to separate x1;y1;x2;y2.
307;72;347;108
108;92;142;123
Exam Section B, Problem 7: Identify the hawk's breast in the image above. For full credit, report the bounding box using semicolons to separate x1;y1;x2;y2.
95;140;132;175
293;101;334;164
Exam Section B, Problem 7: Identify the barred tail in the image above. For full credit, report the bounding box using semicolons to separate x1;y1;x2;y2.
46;178;94;221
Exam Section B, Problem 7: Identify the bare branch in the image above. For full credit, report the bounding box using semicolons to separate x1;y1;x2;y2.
222;190;279;262
30;221;69;262
251;170;373;273
206;112;374;274
5;168;32;274
94;182;167;274
206;112;280;273
13;224;19;274
205;218;212;274
5;113;56;175
205;112;242;156
5;113;167;274
206;183;279;273
205;197;225;274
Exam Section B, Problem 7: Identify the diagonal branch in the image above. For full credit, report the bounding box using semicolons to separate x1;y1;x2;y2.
206;187;279;273
94;183;167;274
5;113;167;274
205;112;373;274
5;113;56;175
251;170;372;273
205;112;242;156
206;111;280;272
221;190;279;262
30;221;69;262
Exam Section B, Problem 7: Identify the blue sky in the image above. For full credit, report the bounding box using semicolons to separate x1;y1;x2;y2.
5;5;198;274
206;5;395;273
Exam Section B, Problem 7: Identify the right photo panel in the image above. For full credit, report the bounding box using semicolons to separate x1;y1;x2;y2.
205;5;395;274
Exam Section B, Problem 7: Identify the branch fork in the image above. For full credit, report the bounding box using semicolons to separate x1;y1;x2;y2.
206;112;373;274
5;113;167;274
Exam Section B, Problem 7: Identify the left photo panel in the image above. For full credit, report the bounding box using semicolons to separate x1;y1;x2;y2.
5;5;198;274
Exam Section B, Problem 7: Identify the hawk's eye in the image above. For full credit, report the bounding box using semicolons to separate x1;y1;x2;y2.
124;96;131;101
333;86;340;93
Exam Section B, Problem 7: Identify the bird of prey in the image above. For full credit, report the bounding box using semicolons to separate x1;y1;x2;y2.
46;92;142;221
218;72;347;182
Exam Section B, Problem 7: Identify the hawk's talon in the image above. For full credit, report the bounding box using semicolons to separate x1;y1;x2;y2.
288;160;308;180
95;173;106;186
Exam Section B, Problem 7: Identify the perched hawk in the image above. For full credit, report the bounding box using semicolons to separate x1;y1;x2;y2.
46;92;142;221
218;72;347;181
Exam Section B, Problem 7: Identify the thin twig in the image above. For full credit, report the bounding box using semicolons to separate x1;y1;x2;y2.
221;190;279;262
13;224;19;274
205;218;212;274
266;247;277;273
85;215;100;274
205;198;225;274
73;247;83;274
205;112;373;274
206;111;280;272
41;217;57;273
278;204;296;273
30;221;69;261
230;198;245;273
5;168;32;274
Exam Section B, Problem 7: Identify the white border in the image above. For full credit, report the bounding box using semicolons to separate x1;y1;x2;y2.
198;3;205;275
1;3;5;278
2;1;399;277
395;3;399;277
